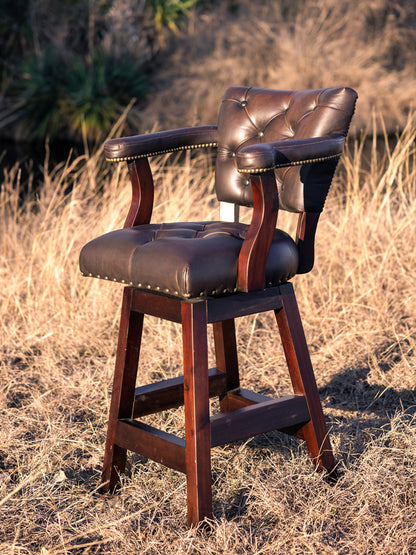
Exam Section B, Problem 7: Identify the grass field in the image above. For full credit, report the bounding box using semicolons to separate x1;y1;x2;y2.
2;0;416;551
0;108;415;553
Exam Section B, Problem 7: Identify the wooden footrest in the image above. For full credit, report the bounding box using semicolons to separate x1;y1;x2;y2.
115;419;186;473
118;392;310;474
223;387;275;410
210;394;310;447
133;368;227;417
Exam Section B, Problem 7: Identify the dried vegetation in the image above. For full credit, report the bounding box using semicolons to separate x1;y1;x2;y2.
141;0;416;135
1;0;416;552
0;111;416;552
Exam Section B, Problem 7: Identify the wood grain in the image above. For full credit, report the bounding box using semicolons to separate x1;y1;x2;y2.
101;287;144;492
275;283;336;474
115;419;186;473
182;300;213;525
210;395;309;447
133;368;227;417
237;172;278;292
213;319;240;412
125;159;154;228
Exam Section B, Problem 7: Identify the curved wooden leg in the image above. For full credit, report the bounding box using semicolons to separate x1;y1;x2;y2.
275;283;336;475
182;301;213;525
101;287;144;492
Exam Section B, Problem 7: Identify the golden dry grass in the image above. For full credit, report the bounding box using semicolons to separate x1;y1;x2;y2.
140;0;416;136
0;106;416;553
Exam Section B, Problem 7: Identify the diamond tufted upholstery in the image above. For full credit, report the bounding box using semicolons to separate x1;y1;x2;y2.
80;221;298;298
216;86;356;211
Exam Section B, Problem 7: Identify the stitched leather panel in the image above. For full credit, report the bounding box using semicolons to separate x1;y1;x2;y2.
215;87;357;212
79;222;299;298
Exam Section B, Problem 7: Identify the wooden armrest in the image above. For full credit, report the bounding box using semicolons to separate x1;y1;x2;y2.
104;126;218;162
110;127;217;228
235;135;346;174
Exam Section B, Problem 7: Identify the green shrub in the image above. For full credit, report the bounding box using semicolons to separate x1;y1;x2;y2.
13;49;148;142
147;0;199;35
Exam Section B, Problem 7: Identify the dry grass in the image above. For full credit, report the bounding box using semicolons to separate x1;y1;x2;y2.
140;0;416;135
0;106;415;553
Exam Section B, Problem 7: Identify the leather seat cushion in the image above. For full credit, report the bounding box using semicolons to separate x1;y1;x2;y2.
79;221;299;298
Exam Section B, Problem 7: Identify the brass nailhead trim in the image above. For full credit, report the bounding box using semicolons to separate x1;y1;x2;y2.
80;271;235;298
106;142;218;163
237;152;341;174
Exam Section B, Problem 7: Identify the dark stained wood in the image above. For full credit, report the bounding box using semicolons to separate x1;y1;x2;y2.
181;300;213;525
227;391;306;438
130;288;182;323
115;419;186;473
207;286;282;323
125;159;154;228
237;172;279;292
133;368;227;417
225;388;275;410
224;389;308;437
275;282;336;474
295;212;320;274
213;319;240;412
101;287;144;492
210;395;309;447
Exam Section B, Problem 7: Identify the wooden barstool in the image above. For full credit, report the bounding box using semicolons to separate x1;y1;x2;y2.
79;86;357;525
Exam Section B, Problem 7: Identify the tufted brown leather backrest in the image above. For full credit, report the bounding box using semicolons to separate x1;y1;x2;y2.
215;86;357;213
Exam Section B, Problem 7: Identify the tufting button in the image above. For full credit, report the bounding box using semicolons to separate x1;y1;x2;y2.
241;100;247;107
259;131;264;137
231;152;236;157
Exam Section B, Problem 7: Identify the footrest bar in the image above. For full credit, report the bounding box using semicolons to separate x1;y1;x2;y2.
115;419;186;473
224;388;275;411
133;368;227;417
210;394;310;447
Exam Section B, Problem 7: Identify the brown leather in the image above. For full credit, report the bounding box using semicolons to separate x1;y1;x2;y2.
104;126;218;162
236;135;345;173
215;87;358;212
81;86;357;298
79;222;299;299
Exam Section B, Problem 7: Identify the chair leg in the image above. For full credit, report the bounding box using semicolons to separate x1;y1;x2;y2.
275;283;336;475
182;301;213;526
213;319;240;412
101;287;144;492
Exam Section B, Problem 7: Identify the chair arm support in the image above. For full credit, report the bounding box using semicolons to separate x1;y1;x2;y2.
104;126;218;162
124;159;154;228
235;135;346;174
237;172;278;292
295;212;320;274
